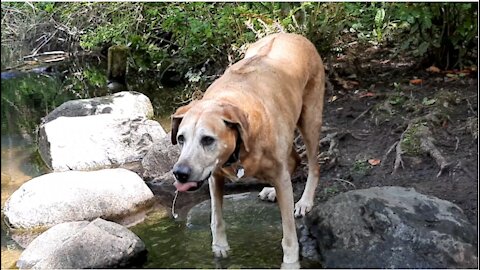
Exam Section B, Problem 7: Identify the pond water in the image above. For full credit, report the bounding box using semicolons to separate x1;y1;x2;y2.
0;58;319;268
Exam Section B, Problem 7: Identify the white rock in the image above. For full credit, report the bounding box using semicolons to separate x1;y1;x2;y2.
142;133;180;182
17;218;146;269
4;168;154;229
42;91;154;123
39;114;166;171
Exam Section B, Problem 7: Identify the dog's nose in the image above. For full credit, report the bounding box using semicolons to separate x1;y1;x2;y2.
173;164;192;183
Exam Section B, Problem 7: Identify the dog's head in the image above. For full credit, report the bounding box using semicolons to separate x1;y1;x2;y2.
170;100;250;192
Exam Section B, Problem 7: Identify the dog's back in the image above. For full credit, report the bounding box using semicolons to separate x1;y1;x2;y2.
203;33;324;145
243;33;322;83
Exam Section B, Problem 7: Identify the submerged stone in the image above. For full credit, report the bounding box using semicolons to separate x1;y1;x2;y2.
187;192;282;230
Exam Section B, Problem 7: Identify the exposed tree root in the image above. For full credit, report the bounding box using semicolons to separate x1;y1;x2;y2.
390;123;410;174
388;120;452;176
455;161;476;180
294;127;370;172
418;126;452;177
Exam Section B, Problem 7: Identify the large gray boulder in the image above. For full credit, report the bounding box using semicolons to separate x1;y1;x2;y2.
4;168;154;229
17;218;146;269
42;91;154;124
39;114;166;171
142;133;180;183
299;186;478;268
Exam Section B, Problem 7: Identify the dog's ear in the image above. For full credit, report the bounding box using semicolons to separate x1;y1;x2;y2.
171;101;197;145
221;103;250;152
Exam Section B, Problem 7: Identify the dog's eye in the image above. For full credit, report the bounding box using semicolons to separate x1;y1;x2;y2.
177;135;185;145
200;136;215;147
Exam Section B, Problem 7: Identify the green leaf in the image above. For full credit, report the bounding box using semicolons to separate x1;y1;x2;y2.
422;97;436;106
417;41;429;56
374;8;385;26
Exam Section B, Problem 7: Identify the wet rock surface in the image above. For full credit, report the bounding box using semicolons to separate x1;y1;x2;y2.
17;218;146;269
299;186;478;268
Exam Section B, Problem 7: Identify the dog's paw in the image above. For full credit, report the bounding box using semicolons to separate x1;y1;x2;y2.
281;261;300;269
212;244;230;258
258;187;276;202
294;199;313;218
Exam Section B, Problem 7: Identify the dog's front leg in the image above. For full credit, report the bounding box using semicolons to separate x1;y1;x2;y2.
209;175;230;257
275;169;300;268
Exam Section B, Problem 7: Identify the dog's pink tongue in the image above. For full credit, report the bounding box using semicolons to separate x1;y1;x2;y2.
174;181;198;192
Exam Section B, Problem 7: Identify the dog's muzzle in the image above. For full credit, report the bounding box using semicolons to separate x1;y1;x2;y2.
173;163;211;192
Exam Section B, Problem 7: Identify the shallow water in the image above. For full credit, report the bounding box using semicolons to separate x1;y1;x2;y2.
131;193;287;269
1;135;48;269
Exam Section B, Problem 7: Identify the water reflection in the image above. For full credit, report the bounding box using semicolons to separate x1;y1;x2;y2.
0;57;181;268
1;135;47;269
131;212;285;269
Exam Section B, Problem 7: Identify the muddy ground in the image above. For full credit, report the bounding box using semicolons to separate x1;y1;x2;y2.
291;45;478;226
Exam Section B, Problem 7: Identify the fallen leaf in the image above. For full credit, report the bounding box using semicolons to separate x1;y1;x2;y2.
328;95;338;103
409;79;423;85
368;159;381;166
426;65;441;73
359;92;375;98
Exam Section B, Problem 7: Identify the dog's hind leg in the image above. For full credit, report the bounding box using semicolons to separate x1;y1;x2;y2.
259;146;300;202
295;69;325;218
209;175;230;257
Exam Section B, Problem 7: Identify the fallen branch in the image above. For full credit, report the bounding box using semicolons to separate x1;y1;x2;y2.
23;50;66;60
352;105;373;124
331;177;356;188
454;136;460;152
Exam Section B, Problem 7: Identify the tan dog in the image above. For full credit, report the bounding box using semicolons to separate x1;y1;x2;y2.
171;33;325;267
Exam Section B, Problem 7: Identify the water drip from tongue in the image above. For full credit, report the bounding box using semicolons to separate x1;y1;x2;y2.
174;181;198;192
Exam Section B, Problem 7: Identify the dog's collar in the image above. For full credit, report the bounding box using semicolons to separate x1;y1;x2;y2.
223;130;242;167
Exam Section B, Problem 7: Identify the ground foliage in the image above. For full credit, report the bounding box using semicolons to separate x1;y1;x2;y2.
1;2;477;80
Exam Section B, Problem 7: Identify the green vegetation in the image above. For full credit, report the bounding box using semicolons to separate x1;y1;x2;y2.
0;2;477;135
2;2;477;79
351;159;371;176
1;73;70;134
401;122;428;156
